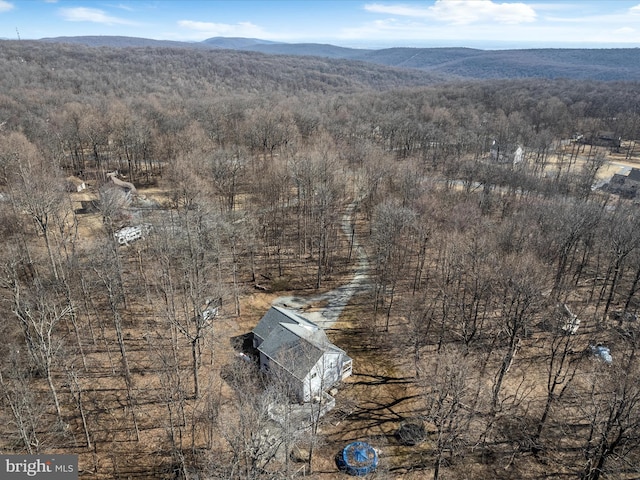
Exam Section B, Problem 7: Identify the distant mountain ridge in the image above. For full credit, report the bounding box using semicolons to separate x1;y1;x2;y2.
40;35;208;49
200;37;279;49
38;35;640;81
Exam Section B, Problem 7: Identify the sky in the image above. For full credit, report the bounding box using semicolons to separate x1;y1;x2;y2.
1;0;640;49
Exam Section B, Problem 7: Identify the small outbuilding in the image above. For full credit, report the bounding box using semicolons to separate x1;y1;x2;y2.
66;176;87;192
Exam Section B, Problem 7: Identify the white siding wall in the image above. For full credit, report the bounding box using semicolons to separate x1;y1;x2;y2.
322;352;341;386
260;348;350;403
302;363;323;403
301;352;344;402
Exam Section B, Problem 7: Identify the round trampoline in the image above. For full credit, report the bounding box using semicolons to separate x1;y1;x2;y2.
336;441;379;476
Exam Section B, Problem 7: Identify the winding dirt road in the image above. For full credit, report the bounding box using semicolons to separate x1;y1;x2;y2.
272;202;370;328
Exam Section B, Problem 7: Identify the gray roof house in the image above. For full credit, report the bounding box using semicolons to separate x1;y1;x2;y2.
252;306;353;403
605;167;640;199
580;131;622;151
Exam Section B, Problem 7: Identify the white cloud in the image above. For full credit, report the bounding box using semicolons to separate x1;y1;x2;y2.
365;4;430;17
615;26;635;34
630;4;640;14
110;3;134;11
0;1;14;12
365;0;536;25
178;20;265;37
59;7;137;25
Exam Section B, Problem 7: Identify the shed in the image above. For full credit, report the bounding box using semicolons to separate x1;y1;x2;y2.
66;176;87;192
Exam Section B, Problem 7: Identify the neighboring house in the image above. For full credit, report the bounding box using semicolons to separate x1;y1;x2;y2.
252;306;353;403
605;168;640;199
581;131;622;151
489;141;524;165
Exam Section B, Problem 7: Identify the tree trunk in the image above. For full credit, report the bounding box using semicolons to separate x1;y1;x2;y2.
492;336;520;411
192;338;200;399
45;366;62;421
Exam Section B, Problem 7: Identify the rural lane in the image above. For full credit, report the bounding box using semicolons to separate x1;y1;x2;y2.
272;201;370;329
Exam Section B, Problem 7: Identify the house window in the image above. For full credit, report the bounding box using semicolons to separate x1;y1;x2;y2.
311;372;317;379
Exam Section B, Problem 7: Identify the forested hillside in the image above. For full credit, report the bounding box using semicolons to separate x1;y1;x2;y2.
244;44;640;81
41;35;640;81
2;40;640;479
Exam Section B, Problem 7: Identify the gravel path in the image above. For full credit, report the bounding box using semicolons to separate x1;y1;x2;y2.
272;202;370;329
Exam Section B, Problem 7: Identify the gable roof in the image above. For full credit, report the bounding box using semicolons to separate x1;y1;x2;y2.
253;305;316;341
628;168;640;182
253;306;347;381
259;326;324;380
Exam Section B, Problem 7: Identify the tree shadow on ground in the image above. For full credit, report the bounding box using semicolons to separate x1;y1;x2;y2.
349;372;414;386
328;392;420;440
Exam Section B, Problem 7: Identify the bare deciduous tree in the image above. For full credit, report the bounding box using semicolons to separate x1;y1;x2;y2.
218;360;288;479
370;200;416;331
491;254;546;411
533;306;582;450
580;336;640;480
6;276;70;421
0;352;44;454
420;347;476;480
